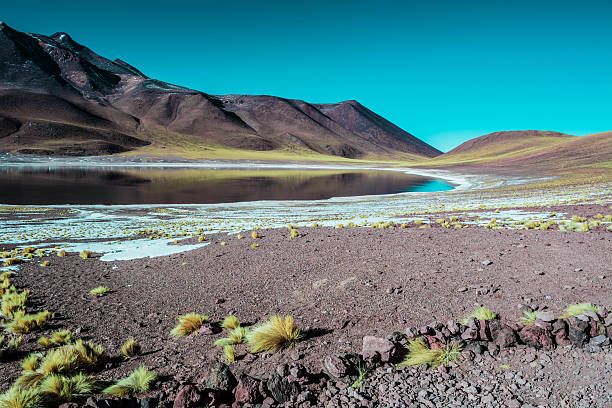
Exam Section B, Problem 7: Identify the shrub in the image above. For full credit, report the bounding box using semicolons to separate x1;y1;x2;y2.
247;315;301;353
89;286;109;296
170;313;209;337
103;365;156;397
396;338;462;368
121;338;141;359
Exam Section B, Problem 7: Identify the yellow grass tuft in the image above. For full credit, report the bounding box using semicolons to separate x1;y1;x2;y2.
38;330;74;349
221;315;240;330
170;313;209;337
39;373;98;401
397;338;462;368
460;307;497;325
519;311;540;326
79;250;92;259
251;231;259;239
0;385;43;408
223;345;235;363
103;365;156;397
559;303;599;318
121;338;142;359
251;243;259;248
4;310;50;334
246;315;301;353
89;286;109;295
39;261;50;267
3;258;22;267
21;353;41;372
1;290;29;318
198;235;206;242
57;250;67;257
40;340;104;375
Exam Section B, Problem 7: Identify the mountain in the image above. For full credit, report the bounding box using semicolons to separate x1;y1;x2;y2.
438;130;578;163
0;23;441;159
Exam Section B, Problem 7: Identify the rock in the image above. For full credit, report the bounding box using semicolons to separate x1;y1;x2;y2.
267;372;299;403
537;311;555;322
206;364;237;393
519;325;553;349
404;327;416;338
457;287;468;292
461;326;479;341
173;385;203;408
322;354;352;380
58;404;79;408
465;341;487;355
361;336;396;363
234;374;261;404
604;314;612;327
140;397;158;408
198;323;220;335
568;318;590;347
446;320;460;335
482;259;493;265
493;325;519;348
583;310;599;320
478;319;491;341
589;334;610;347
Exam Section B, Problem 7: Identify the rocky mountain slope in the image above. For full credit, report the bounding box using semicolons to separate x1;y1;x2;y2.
0;23;441;159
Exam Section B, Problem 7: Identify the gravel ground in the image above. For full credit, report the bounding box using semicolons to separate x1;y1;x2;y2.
1;204;611;406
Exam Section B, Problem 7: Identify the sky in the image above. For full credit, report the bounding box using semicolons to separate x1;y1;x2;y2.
3;0;611;151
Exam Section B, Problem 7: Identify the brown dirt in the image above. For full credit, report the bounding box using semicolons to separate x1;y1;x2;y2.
2;213;611;391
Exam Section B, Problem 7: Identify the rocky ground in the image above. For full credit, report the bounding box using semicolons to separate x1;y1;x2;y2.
1;203;611;407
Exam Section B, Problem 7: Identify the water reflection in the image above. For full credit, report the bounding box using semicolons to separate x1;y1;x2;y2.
0;167;454;205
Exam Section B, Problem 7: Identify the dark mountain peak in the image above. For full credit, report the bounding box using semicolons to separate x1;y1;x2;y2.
50;31;73;43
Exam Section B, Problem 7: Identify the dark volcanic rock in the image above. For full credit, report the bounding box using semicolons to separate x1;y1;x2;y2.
205;364;237;393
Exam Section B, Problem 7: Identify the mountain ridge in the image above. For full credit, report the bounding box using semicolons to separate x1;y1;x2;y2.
0;23;442;159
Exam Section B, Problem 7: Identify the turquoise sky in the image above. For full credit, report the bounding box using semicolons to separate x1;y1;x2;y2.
3;0;611;151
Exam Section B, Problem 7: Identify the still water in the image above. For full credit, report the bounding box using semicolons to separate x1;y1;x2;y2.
0;167;454;205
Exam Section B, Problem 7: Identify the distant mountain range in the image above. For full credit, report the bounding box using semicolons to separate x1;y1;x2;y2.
0;23;442;159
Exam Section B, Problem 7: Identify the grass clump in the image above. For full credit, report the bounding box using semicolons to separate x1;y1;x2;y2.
0;385;43;408
4;311;50;334
40;340;104;375
1;290;29;318
79;250;92;259
250;243;259;248
251;231;259;239
223;345;235;363
21;354;41;372
519;311;540;326
459;307;497;325
0;335;22;360
57;250;66;257
246;315;301;353
351;363;369;389
103;365;156;397
89;286;109;296
197;236;206;242
220;315;240;330
3;258;22;267
559;303;599;318
170;313;209;337
121;338;142;359
39;373;98;401
289;228;299;239
39;261;50;267
397;338;462;368
38;329;74;349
